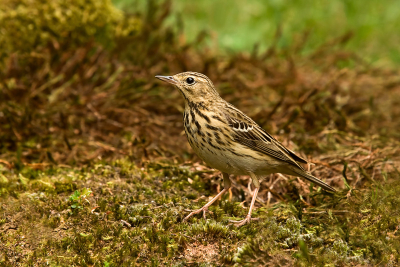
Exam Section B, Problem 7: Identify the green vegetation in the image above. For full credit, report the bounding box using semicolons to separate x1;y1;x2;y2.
1;0;400;265
0;0;140;63
115;0;400;65
1;160;400;265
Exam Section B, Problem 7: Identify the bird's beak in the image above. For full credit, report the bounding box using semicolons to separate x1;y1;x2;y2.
155;75;179;85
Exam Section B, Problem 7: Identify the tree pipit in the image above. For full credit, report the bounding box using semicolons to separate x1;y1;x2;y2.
156;72;336;227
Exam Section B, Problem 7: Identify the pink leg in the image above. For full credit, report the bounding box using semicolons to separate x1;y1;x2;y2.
229;187;260;227
183;173;231;221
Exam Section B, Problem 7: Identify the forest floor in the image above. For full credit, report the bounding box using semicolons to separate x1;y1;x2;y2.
1;1;400;266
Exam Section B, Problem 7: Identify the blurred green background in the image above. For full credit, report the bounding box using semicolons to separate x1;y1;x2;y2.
114;0;400;65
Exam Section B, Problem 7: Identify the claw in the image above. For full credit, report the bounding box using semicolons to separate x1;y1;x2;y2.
183;207;213;221
228;185;260;227
182;187;229;222
228;215;260;227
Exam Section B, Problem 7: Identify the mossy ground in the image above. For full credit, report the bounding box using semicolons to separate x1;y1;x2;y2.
1;0;400;266
1;158;400;265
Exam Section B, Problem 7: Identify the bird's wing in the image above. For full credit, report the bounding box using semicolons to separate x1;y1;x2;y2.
224;104;308;170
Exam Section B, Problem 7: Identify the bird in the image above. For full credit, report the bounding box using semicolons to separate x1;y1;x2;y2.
155;72;336;227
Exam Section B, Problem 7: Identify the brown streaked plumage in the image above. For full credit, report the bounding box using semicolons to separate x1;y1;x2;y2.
156;72;336;227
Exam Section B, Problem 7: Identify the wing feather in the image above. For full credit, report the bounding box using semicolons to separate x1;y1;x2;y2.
224;104;308;169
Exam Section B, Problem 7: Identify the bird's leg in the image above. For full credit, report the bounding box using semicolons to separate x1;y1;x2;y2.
183;173;231;221
229;173;260;227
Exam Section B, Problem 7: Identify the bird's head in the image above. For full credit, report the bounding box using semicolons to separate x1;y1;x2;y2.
156;72;219;103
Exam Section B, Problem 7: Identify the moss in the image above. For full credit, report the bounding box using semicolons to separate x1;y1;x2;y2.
1;160;398;265
0;0;141;60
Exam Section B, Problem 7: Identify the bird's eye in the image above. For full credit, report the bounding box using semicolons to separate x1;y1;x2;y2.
186;77;195;85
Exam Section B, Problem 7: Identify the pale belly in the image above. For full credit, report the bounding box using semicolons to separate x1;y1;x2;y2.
191;140;283;176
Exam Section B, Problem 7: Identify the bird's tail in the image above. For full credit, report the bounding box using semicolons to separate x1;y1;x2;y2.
290;168;336;192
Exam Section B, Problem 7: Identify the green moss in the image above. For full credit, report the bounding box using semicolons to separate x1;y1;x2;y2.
0;0;140;61
1;160;398;265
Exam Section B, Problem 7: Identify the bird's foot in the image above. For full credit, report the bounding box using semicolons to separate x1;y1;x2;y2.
229;215;259;227
183;207;213;221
